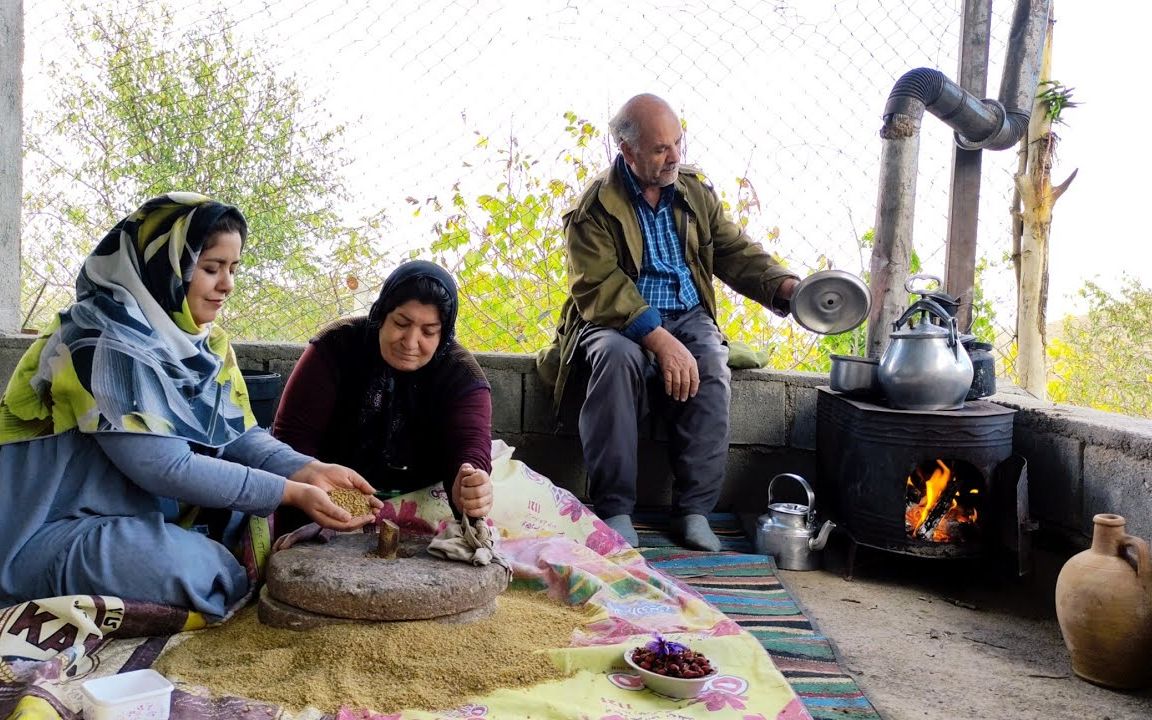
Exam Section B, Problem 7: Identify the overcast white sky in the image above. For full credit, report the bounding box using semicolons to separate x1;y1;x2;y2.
1045;1;1151;315
22;0;1150;323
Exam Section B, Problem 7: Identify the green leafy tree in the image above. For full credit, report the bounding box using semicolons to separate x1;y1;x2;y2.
422;109;1012;393
967;257;999;344
709;186;809;371
422;113;820;358
419;113;607;352
1047;277;1152;418
679;169;834;371
22;0;389;340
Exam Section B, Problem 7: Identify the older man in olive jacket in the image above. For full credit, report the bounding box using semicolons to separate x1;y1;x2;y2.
537;94;799;551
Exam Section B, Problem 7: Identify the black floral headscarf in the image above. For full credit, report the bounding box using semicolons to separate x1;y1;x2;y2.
355;261;484;481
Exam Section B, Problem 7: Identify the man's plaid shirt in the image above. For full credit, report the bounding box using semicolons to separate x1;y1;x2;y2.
619;155;701;317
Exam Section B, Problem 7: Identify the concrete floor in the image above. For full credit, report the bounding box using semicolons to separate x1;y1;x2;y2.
775;533;1152;720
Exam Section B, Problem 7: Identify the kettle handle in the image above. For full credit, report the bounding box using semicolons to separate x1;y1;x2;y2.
892;298;961;350
768;473;816;525
904;273;944;295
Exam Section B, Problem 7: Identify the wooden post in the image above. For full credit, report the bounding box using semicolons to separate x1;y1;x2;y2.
866;115;921;359
944;0;993;332
376;519;399;559
0;0;23;333
1014;7;1075;398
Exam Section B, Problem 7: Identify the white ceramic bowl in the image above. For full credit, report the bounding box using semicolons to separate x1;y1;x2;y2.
624;648;717;699
80;669;173;720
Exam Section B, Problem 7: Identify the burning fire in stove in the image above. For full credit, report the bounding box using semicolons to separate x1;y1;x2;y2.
905;459;980;542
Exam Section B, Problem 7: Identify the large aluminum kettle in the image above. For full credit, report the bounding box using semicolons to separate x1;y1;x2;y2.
755;473;835;571
878;298;973;410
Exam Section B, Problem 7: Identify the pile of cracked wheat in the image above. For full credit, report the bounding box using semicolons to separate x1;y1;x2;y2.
154;589;590;714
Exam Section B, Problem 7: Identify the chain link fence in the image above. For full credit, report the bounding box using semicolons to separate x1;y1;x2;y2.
24;0;1141;415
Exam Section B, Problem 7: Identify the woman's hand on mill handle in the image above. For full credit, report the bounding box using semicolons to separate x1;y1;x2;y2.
453;463;493;518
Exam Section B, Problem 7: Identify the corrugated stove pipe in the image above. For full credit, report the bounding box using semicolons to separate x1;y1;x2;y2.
885;68;1021;151
865;0;1051;358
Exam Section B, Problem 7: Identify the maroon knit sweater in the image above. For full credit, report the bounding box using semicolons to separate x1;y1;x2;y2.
272;318;492;504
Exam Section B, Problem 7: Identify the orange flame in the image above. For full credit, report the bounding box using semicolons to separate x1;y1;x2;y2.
905;460;979;542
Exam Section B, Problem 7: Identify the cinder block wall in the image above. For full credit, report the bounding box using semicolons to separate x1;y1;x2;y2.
222;341;825;514
993;389;1152;544
2;334;1150;547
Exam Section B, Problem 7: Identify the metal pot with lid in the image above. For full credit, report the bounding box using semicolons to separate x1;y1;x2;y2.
878;297;974;410
962;338;997;400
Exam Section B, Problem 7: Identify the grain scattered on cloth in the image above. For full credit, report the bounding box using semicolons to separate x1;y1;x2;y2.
154;589;590;715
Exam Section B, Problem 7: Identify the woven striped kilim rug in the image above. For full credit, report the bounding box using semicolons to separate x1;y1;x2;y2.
634;514;882;720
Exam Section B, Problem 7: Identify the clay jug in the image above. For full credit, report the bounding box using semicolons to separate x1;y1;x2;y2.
1054;513;1152;689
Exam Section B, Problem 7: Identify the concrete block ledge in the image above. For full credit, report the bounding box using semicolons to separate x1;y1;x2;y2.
1;333;1148;542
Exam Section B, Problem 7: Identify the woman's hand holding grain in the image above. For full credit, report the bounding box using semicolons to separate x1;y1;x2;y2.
286;461;381;530
290;461;382;506
282;481;375;531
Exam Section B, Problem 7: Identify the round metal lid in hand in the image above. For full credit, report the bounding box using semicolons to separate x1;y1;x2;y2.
790;269;870;335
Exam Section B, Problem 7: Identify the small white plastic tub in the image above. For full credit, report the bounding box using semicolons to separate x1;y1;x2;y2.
80;669;173;720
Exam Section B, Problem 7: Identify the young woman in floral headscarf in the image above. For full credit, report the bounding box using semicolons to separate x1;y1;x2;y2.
273;261;494;522
0;193;379;619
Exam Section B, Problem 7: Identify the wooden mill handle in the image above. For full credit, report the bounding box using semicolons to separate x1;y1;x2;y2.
377;519;399;559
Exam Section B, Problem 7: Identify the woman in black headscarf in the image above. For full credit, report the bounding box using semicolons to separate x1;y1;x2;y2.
273;261;494;520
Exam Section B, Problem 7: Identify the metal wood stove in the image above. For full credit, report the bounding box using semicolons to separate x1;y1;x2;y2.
815;388;1029;577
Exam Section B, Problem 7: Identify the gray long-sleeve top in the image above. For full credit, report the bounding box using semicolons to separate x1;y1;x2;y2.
0;427;314;598
95;427;312;516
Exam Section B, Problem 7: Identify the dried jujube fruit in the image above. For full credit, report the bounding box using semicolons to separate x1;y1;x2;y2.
631;635;715;679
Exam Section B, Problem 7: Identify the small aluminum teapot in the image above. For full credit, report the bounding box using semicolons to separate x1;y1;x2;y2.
755;473;836;571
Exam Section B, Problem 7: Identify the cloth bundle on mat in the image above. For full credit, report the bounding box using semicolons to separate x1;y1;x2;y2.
427;516;511;576
0;441;810;720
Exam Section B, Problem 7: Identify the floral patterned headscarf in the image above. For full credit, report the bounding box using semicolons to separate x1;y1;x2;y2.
0;192;256;447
